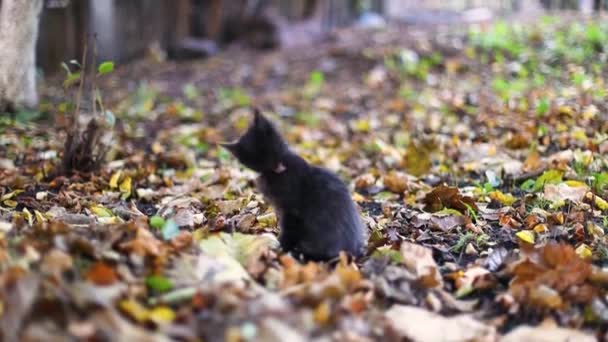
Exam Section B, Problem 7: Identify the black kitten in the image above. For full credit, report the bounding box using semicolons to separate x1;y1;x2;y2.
222;109;366;261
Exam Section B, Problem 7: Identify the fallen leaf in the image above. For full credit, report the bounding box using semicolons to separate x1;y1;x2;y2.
516;230;535;244
575;244;592;260
90;205;114;218
119;299;149;323
383;171;408;193
400;241;443;287
119;176;132;200
500;325;595;342
543;182;588;203
85;262;118;286
424;185;479;214
109;171;122;188
146;275;173;293
147;306;176;325
385;305;496;342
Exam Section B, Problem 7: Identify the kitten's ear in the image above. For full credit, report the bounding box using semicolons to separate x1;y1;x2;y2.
252;107;267;128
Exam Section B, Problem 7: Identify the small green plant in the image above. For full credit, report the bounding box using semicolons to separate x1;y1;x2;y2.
536;97;550;116
521;169;563;192
451;232;475;253
303;70;325;98
592;173;608;194
461;201;479;222
61;60;82;88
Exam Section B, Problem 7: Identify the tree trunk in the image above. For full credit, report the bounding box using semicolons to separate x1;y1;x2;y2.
0;0;43;112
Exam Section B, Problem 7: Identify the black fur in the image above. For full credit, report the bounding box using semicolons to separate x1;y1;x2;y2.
223;109;366;261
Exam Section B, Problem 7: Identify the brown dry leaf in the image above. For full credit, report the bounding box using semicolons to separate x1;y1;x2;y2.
499;214;522;229
454;266;495;297
500;325;595;342
119;227;163;257
505;133;531;150
509;243;594;309
41;249;73;279
313;301;331;326
522;150;543;173
354;173;376;190
85;262;119;286
280;254;326;288
424;185;479;214
400;241;443;288
524;215;543;229
170;231;193;250
385;305;496;342
383;171;408;194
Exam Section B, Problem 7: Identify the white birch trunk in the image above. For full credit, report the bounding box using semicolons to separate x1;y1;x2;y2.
0;0;43;112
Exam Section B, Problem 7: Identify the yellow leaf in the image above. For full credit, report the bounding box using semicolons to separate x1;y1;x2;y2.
351;192;365;203
313;301;331;325
119;299;149;322
352;119;370;133
593;194;608;211
256;212;277;227
119;176;132;200
516;230;535;244
22;208;33;225
575;244;592;260
148;306;176;324
587;222;604;237
109;171;122;188
564;180;587;187
2;200;17;208
1;190;23;201
489;190;516;205
90;205;114;218
533;224;548;233
34;210;46;223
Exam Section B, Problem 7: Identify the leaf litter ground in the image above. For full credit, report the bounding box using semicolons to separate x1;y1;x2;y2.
2;15;608;341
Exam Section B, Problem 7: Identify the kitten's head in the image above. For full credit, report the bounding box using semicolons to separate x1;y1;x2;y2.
222;109;287;173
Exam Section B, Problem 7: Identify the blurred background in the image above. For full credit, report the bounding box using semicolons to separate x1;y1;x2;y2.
37;0;606;76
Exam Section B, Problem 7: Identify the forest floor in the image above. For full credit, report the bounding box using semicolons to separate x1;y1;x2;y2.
2;15;608;341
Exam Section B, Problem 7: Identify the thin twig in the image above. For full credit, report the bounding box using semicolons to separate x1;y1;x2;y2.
91;33;98;117
73;37;88;130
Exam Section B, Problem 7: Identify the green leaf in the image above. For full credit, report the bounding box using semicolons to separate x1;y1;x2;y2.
145;275;173;293
593;173;608;193
309;70;325;87
536;98;550;116
534;169;564;190
150;215;165;230
98;61;115;75
520;179;536;192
